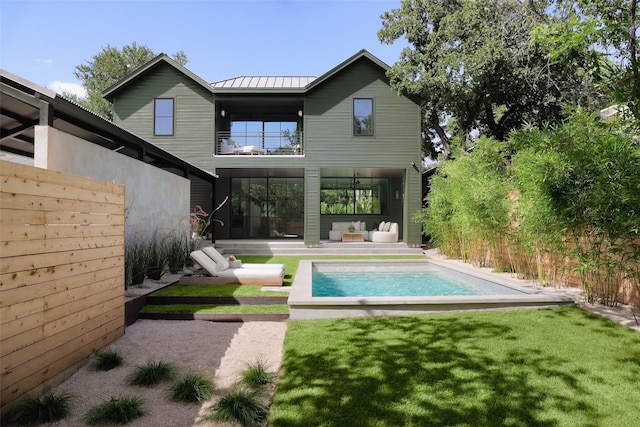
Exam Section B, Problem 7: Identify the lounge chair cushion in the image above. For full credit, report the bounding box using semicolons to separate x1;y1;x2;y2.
186;249;284;286
202;246;229;271
190;250;218;276
202;246;285;273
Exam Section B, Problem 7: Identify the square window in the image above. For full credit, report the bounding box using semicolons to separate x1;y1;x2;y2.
154;98;174;135
353;98;373;135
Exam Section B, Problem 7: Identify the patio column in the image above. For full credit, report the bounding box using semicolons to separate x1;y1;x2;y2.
304;167;321;247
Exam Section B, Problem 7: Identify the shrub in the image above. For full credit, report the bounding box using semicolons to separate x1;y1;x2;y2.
92;349;124;371
240;359;276;390
2;390;73;425
419;136;511;268
209;386;268;427
127;360;176;387
510;110;640;304
170;373;214;403
83;396;147;425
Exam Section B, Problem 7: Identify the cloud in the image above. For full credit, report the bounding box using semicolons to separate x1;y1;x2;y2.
37;58;53;65
48;81;87;98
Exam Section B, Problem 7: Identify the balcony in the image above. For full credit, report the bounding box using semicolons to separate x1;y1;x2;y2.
216;131;303;156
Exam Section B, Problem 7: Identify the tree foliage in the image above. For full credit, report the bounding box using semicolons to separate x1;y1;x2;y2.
532;0;640;121
71;42;187;120
378;0;602;159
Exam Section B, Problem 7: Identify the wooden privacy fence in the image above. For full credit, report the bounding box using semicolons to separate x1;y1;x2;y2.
0;160;125;408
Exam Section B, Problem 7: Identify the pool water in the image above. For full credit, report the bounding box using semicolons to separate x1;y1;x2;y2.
312;268;526;297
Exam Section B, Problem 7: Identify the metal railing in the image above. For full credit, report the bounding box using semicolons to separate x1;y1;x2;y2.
216;131;303;155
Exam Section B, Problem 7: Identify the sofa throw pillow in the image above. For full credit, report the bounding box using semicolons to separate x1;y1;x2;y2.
378;221;386;231
384;222;392;232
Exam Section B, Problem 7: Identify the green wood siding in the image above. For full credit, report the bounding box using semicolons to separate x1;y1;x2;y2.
304;60;420;167
109;55;423;245
304;167;320;245
404;169;424;247
112;65;215;169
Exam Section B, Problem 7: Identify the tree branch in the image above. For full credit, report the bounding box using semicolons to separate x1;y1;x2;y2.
429;109;451;159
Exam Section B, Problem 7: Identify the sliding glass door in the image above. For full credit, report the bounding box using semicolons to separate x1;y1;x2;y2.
230;177;304;238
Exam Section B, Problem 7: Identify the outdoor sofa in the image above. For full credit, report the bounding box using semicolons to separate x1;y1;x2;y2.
328;221;369;241
369;221;399;243
182;247;285;286
328;220;398;242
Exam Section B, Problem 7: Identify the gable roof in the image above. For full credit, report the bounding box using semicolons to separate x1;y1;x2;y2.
305;49;390;92
103;49;393;99
1;68;217;183
103;53;215;100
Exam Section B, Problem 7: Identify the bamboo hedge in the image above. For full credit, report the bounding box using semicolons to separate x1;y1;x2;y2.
417;111;640;306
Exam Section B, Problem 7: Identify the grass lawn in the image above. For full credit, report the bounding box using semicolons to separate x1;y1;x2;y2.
270;306;640;426
152;284;290;297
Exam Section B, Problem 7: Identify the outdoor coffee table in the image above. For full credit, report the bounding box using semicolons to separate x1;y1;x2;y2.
341;232;365;242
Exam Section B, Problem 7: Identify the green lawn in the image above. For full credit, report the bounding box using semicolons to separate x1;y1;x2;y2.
152;284;290;297
270;307;640;426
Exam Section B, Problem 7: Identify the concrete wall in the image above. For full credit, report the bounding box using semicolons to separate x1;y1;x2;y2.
34;126;191;237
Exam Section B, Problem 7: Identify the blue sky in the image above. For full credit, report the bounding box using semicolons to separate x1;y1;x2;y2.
1;0;408;97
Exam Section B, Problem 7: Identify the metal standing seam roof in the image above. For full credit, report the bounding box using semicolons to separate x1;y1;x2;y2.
210;76;317;89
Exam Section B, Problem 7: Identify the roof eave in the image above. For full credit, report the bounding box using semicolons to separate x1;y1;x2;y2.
103;54;215;100
304;49;390;92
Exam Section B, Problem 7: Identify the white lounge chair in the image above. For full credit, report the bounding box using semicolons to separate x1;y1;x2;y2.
201;247;284;273
183;249;285;286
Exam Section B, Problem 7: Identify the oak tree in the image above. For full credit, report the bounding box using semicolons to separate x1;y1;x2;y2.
72;42;187;120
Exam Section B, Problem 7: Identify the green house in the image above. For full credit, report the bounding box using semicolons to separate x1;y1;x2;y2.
104;50;423;247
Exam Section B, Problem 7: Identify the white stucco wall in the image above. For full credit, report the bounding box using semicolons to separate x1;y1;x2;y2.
34;126;190;237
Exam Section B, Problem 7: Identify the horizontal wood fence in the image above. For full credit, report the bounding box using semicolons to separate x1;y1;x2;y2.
0;160;125;409
497;238;639;308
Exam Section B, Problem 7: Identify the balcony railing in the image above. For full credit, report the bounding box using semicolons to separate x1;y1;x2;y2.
216;131;303;156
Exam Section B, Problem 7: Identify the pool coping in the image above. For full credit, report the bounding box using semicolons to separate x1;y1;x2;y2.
288;259;575;319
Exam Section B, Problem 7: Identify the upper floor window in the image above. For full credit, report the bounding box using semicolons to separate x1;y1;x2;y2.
154;98;174;135
353;98;373;136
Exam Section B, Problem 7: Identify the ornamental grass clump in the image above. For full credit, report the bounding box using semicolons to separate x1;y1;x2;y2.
170;373;214;403
2;390;73;425
240;359;276;390
127;360;176;387
83;396;147;425
164;231;188;274
209;386;268;427
92;349;124;371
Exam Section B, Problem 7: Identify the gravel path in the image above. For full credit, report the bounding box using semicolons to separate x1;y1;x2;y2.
51;320;288;427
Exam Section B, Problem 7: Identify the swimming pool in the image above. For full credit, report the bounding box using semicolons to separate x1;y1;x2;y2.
312;263;525;297
288;259;574;319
